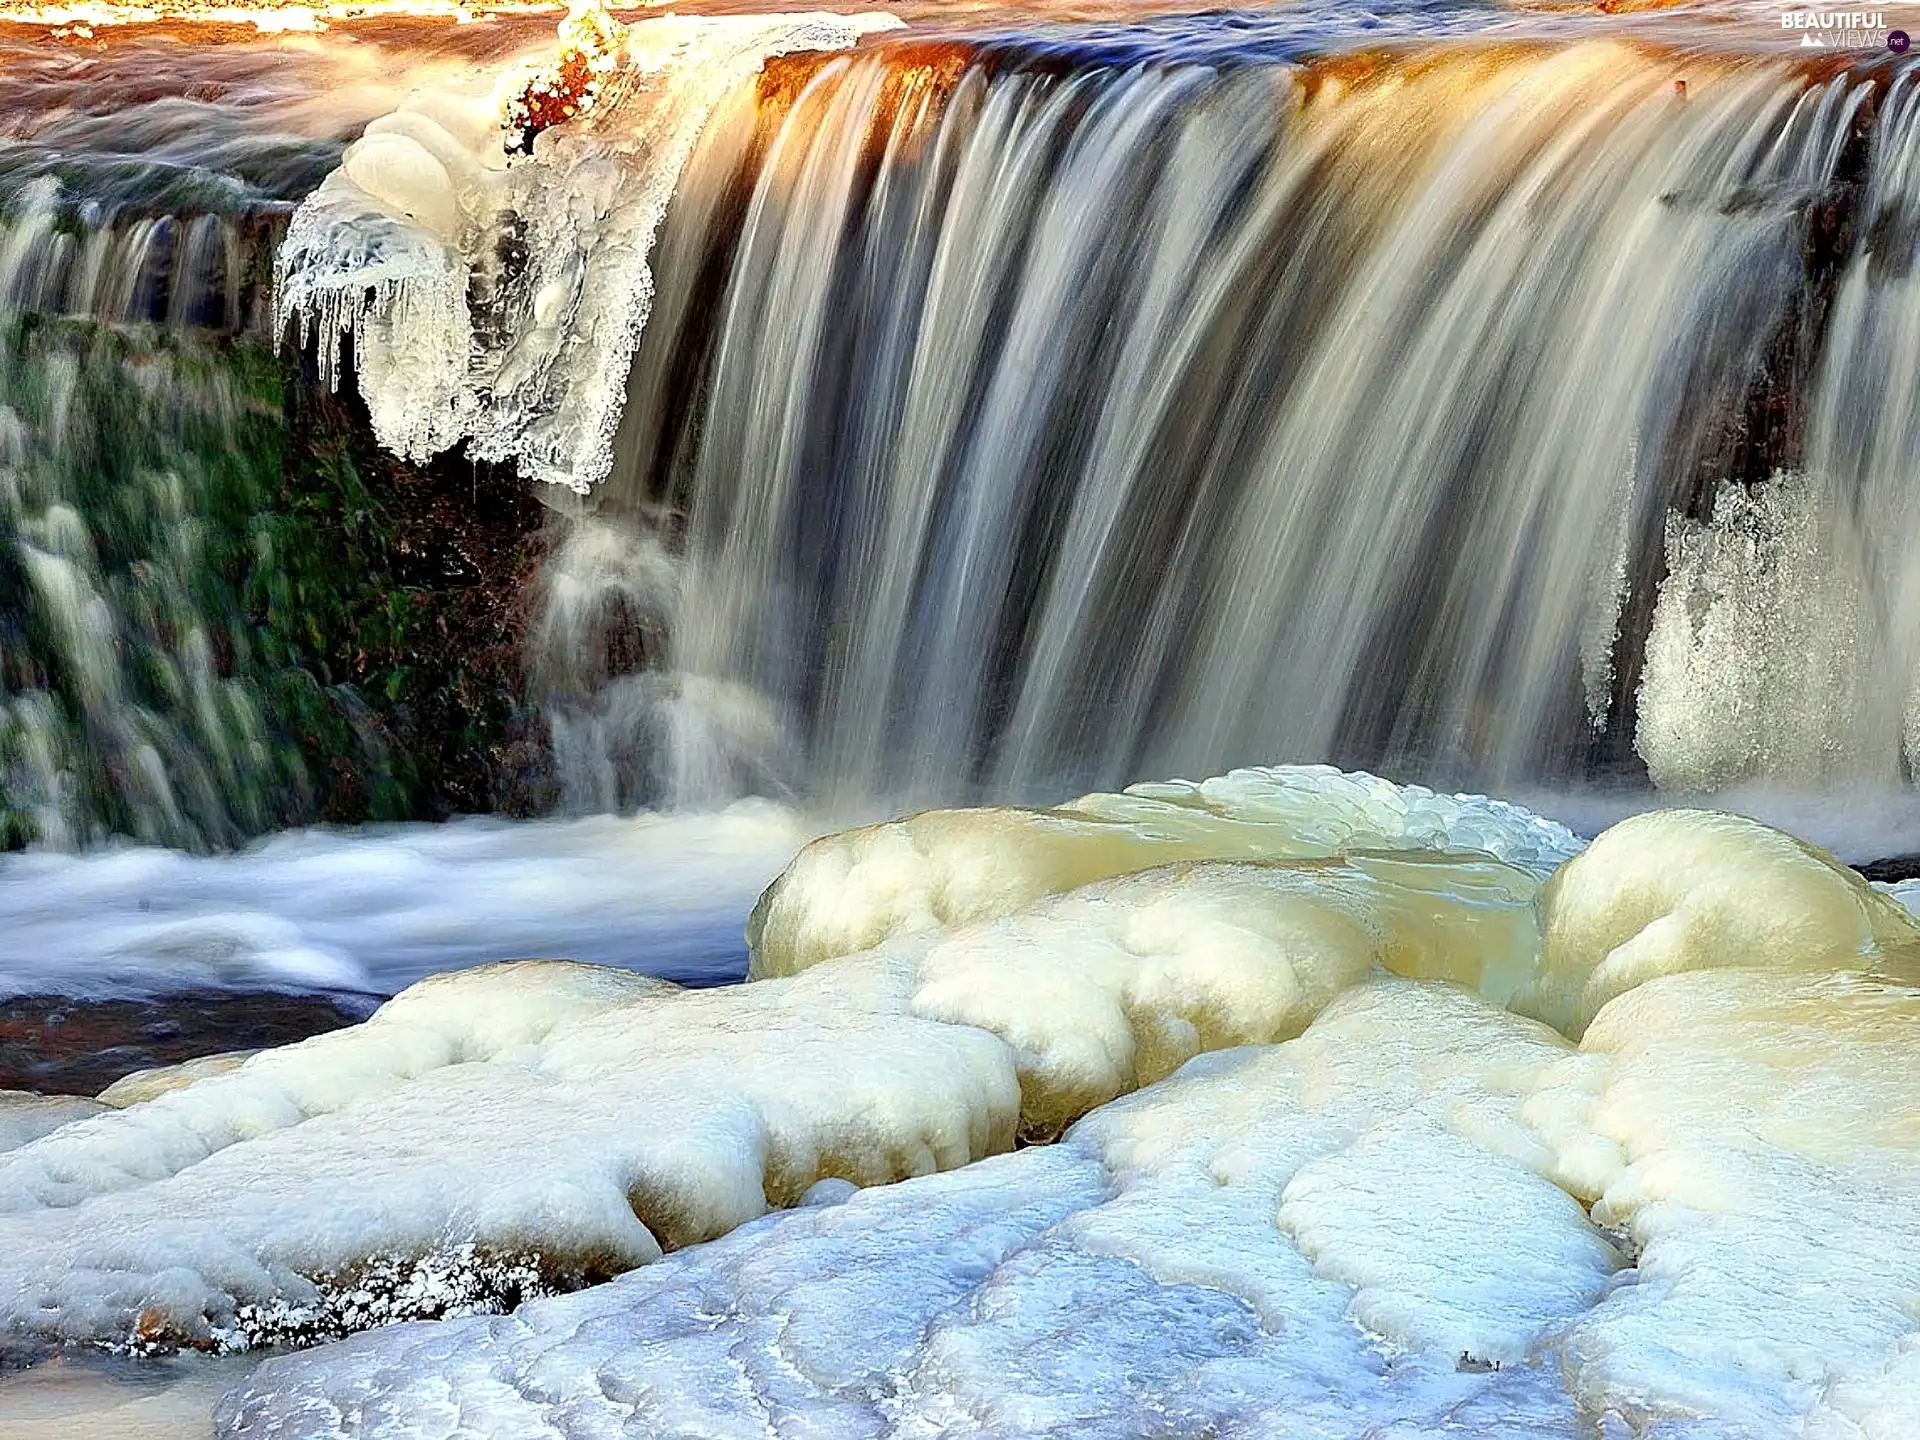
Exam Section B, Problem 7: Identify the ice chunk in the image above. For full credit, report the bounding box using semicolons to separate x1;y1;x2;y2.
0;851;1524;1349
1635;473;1904;793
97;1054;255;1108
898;855;1545;1133
218;978;1618;1439
749;763;1582;979
1516;807;1920;1035
0;957;1013;1349
276;10;905;495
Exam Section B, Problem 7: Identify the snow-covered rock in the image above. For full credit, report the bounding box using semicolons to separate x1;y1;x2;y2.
1517;806;1920;1035
219;961;1920;1439
0;1092;105;1154
212;799;1920;1438
1529;967;1920;1437
10;776;1914;1438
749;762;1583;981
218;976;1611;1439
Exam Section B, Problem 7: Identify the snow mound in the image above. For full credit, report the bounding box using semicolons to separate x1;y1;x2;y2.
895;854;1544;1134
214;799;1920;1437
0;839;1538;1348
276;9;903;495
1528;967;1920;1435
750;763;1583;979
97;1054;254;1108
1517;807;1920;1035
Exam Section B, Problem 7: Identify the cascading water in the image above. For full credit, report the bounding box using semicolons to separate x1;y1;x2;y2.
540;39;1920;815
0;31;442;848
0;180;302;848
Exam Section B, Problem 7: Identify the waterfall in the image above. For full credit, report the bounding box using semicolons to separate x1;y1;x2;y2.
542;40;1920;812
0;19;495;851
0;181;305;848
0;182;266;333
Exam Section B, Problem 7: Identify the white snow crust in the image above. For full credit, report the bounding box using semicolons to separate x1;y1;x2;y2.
224;952;1920;1439
1516;806;1920;1035
0;1092;105;1154
0;784;1547;1349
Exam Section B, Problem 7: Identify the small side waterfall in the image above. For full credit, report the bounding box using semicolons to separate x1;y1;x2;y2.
543;41;1920;812
0;184;302;848
0;184;268;334
0;25;456;849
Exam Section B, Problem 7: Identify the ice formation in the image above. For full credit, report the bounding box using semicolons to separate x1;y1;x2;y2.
221;953;1920;1439
275;8;903;494
749;763;1582;980
1517;806;1920;1035
7;774;1915;1439
0;1092;104;1154
219;978;1612;1438
1635;474;1905;792
0;774;1553;1351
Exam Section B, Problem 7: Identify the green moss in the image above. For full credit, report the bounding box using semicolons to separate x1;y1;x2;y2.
0;315;546;848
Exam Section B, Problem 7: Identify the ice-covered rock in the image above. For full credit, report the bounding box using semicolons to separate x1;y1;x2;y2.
219;967;1920;1439
219;976;1615;1439
1527;967;1920;1436
276;9;904;495
211;798;1920;1438
0;836;1541;1349
1517;807;1920;1035
14;776;1913;1437
97;1053;260;1108
749;762;1582;980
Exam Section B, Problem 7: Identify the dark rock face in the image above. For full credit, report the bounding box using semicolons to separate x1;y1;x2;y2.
1857;854;1920;884
1589;71;1884;779
269;341;559;825
0;989;376;1096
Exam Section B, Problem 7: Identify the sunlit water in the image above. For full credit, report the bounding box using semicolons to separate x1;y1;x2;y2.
0;10;1918;1439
